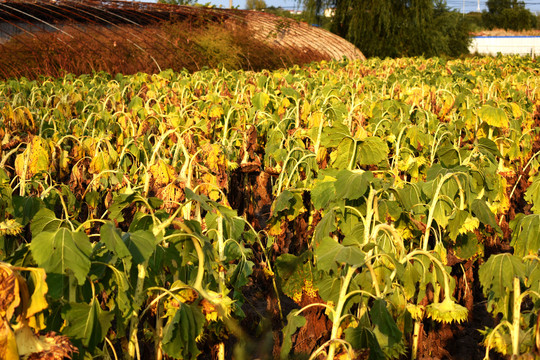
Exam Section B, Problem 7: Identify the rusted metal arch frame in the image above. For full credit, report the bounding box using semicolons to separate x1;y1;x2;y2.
61;0;211;72
0;5;72;79
50;1;161;72
0;2;117;78
27;1;129;72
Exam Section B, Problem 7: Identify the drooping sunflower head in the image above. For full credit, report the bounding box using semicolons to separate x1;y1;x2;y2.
425;298;468;324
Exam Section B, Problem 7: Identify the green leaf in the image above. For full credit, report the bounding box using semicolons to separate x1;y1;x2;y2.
12;196;43;226
106;265;132;320
454;232;481;260
436;146;460;168
280;311;306;359
477;137;502;159
225;241;254;288
272;190;295;215
30;228;92;285
162;303;204;359
447;209;469;241
402;262;421;300
184;188;213;212
478;105;509;129
320;120;351;148
509;214;540;257
227;257;254;289
479;253;525;314
280;86;300;100
100;222;132;262
107;193;137;223
313;210;336;243
524;175;540;214
357;137;389;166
334;170;373;201
431;197;454;229
30;208;63;235
370;299;402;348
526;259;540;294
344;326;385;360
311;177;336;209
251;92;270;111
62;298;113;349
122;230;156;264
314;236;364;272
332;137;356;169
471;199;501;233
396;184;423;213
315;275;343;303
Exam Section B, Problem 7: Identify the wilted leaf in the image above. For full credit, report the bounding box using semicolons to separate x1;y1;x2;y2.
24;267;48;320
148;159;176;187
275;252;313;301
510;214;540;257
89;151;112;175
0;263;20;321
14;136;50;179
471;199;501;233
162;303;204;359
478;105;509;129
0;319;18;360
479;253;525;314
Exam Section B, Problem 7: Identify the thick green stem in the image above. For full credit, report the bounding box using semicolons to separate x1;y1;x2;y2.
422;173;456;251
127;263;147;360
327;266;357;360
155;299;163;360
217;217;226;294
512;277;521;358
364;261;381;298
411;319;421;360
363;188;377;246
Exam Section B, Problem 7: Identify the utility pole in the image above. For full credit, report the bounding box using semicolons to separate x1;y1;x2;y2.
477;0;480;11
230;0;232;8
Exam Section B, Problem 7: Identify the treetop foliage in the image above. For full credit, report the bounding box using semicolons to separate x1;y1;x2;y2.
303;0;471;58
482;0;537;30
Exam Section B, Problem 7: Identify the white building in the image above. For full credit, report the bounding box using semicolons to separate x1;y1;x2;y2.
469;36;540;56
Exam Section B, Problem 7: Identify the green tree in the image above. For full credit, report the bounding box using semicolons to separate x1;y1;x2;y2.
246;0;267;10
303;0;470;58
482;0;537;30
158;0;197;5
